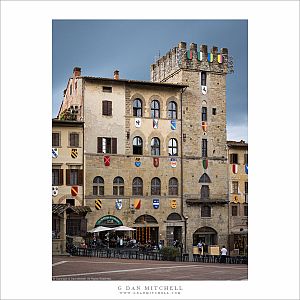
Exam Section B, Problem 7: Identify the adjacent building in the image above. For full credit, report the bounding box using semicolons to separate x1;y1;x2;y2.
55;41;237;254
227;140;248;255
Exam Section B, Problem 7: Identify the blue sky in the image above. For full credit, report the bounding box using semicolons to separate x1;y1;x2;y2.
53;20;248;141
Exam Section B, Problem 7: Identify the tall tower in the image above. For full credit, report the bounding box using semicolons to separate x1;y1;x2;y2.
151;42;233;250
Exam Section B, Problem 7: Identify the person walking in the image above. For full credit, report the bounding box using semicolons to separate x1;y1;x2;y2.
197;241;203;255
220;245;228;263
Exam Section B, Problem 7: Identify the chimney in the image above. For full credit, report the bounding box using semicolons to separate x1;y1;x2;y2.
114;70;119;80
73;67;81;77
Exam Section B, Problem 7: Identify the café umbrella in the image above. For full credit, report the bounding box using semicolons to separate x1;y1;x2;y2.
113;225;136;231
87;226;114;233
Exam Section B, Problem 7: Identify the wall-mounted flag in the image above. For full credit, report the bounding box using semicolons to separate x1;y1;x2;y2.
104;156;110;166
71;186;78;196
153;157;159;167
170;158;177;168
115;199;122;210
202;159;208;170
71;149;78;159
171;120;176;130
52;148;58;159
245;164;248;174
232;164;238;174
153;199;160;209
197;51;203;61
201;86;207;95
153;119;158;129
135;157;141;167
134;199;141;209
52;186;58;197
171;199;177;209
201;121;207;132
234;195;239;203
95;199;102;210
135;118;141;128
187;50;193;60
207;53;213;62
218;54;223;63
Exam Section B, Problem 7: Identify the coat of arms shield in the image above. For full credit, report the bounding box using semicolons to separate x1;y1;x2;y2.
116;199;122;210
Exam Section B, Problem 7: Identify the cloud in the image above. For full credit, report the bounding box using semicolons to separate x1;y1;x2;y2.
227;123;248;142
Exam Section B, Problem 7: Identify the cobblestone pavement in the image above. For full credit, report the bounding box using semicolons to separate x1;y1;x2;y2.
52;256;248;281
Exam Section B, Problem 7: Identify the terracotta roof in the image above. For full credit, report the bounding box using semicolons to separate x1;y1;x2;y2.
227;140;248;147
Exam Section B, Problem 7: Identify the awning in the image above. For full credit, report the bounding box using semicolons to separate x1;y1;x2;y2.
87;226;115;233
113;225;136;231
52;204;91;215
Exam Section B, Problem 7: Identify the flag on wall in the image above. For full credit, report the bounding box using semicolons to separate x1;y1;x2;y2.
52;186;58;197
153;199;160;209
71;186;78;196
115;199;122;210
153;157;159;167
207;53;213;62
187;50;193;59
135;118;141;128
197;51;203;61
171;120;176;130
153;119;158;129
171;199;177;209
217;54;223;63
232;164;238;174
201;86;207;95
135;157;141;167
245;164;248;174
170;158;177;168
202;159;208;170
52;148;58;159
104;156;110;166
201;121;207;132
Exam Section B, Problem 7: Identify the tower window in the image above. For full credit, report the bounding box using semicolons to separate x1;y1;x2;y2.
202;107;207;121
202;139;207;157
212;108;217;115
201;72;207;86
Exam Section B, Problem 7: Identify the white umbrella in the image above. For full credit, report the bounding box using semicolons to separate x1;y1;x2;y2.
87;226;114;233
113;225;136;231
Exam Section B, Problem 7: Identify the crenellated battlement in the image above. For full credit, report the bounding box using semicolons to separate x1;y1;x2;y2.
150;41;233;83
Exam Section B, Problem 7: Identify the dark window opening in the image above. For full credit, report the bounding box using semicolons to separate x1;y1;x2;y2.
132;177;143;196
113;176;124;196
133;136;143;155
169;177;178;195
102;101;112;116
93;176;104;196
52;133;60;147
232;206;238;216
202;107;207;121
97;137;117;154
230;153;239;164
151;177;161;195
66;199;75;206
202;139;208;157
151;100;160;118
201;185;210;199
103;86;112;93
212;108;217;115
133;99;142;117
201;72;207;86
201;205;211;217
69;133;79;147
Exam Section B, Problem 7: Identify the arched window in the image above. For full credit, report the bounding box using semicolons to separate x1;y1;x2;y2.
169;177;178;195
133;136;143;155
167;213;182;221
168;101;177;119
133;99;142;117
168;138;178;156
134;214;158;224
93;176;104;196
151;100;160;118
113;176;124;196
151;177;161;195
132;177;143;196
201;185;210;199
151;137;160;156
199;173;211;183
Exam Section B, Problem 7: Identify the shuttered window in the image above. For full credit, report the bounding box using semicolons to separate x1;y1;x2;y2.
52;133;60;147
230;153;238;164
66;169;83;186
69;133;79;147
52;169;64;186
97;137;117;154
102;101;112;116
201;205;211;217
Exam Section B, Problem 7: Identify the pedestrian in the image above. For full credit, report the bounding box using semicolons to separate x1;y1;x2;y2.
197;241;203;255
120;237;123;248
220;245;228;263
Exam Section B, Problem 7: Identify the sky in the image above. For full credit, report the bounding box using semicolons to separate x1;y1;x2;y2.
52;20;248;142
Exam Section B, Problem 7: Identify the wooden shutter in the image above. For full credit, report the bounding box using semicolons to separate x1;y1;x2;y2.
97;137;103;153
66;169;70;185
107;101;112;116
230;154;233;164
112;138;117;154
78;170;83;186
59;169;64;186
102;101;108;115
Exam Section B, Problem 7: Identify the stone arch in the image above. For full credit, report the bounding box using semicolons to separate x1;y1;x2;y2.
148;94;163;118
95;215;123;227
167;213;182;221
193;226;218;245
134;214;158;224
130;93;146;117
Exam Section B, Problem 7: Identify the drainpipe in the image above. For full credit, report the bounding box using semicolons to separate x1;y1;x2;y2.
180;87;188;252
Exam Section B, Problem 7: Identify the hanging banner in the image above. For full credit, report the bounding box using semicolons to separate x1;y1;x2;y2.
52;148;58;159
153;157;159;167
115;199;122;210
104;156;110;166
202;159;208;170
153;199;160;209
201;86;207;95
153;119;158;129
52;186;58;197
134;199;141;209
170;158;177;168
135;118;141;128
171;119;176;130
187;50;193;59
71;186;78;196
197;51;203;61
71;149;78;159
135;157;141;167
245;164;248;174
232;164;238;174
171;199;177;209
201;121;207;132
207;53;213;62
218;54;223;63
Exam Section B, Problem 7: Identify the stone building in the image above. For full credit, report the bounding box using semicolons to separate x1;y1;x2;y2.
57;41;234;253
227;140;248;255
52;119;91;254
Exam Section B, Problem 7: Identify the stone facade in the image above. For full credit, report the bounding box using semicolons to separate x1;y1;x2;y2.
57;41;235;254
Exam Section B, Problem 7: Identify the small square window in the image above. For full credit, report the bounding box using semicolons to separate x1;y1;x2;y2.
69;133;79;147
232;206;238;216
103;86;112;93
212;108;217;115
52;132;60;147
